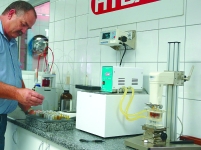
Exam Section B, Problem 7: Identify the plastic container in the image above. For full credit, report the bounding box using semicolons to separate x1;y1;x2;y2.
146;109;165;128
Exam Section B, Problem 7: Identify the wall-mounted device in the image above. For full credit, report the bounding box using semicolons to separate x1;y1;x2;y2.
101;66;143;92
99;29;136;50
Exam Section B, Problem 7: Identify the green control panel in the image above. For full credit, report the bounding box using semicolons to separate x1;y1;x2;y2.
101;66;113;92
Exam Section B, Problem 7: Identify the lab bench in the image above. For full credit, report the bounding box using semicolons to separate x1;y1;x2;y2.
6;117;135;150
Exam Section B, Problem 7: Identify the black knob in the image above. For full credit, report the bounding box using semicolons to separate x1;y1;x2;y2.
118;36;127;42
161;132;167;141
184;75;187;82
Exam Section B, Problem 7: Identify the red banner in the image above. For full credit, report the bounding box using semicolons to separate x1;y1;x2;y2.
91;0;159;15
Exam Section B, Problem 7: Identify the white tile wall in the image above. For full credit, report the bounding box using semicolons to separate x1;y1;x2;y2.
183;99;201;137
186;0;201;25
88;28;101;38
74;62;87;85
86;37;101;62
185;25;201;62
74;39;87;62
54;20;64;41
21;0;201;138
54;62;63;88
118;23;137;31
136;30;158;62
49;1;55;22
54;0;65;21
184;63;201;100
100;45;117;63
86;63;101;86
53;41;64;63
65;0;76;19
159;0;186;29
137;20;158;31
64;17;76;40
75;15;88;39
48;23;55;42
63;40;75;62
76;0;89;16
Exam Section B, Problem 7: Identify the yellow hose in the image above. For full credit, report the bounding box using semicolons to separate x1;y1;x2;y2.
119;86;147;121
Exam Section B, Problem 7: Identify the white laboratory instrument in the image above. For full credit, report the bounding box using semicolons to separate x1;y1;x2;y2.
99;29;136;50
76;91;149;138
143;71;185;145
125;42;200;150
101;66;143;92
32;72;57;111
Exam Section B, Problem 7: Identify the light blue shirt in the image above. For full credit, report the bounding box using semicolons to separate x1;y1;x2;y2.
0;21;22;114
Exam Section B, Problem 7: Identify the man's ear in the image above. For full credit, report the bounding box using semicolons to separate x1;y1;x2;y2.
7;9;16;20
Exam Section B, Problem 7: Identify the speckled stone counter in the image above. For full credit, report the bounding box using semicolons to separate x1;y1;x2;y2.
7;118;136;150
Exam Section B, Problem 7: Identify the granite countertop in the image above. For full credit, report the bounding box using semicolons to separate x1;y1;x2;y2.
7;117;136;150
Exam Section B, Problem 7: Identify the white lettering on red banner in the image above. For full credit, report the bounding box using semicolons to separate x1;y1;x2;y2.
91;0;159;15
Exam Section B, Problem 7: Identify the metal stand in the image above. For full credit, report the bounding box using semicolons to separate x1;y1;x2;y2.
166;42;180;141
124;42;201;149
124;135;201;150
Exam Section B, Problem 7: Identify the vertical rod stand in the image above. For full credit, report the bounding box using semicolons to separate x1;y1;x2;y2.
166;42;180;142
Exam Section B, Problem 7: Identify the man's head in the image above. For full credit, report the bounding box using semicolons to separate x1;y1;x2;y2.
1;1;37;40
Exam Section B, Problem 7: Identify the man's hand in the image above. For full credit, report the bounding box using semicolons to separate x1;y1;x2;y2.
15;88;44;106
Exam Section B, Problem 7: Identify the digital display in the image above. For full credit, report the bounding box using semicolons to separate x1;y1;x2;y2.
102;32;110;39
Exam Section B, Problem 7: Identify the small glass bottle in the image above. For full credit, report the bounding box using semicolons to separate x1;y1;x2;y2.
42;77;50;87
60;86;72;112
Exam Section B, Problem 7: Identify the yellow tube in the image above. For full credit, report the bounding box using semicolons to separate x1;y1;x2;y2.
119;86;147;121
125;86;134;113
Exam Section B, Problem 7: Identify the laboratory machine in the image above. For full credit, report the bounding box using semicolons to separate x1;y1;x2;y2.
76;66;149;137
101;66;143;92
124;42;201;149
29;34;57;111
99;28;136;50
32;72;57;111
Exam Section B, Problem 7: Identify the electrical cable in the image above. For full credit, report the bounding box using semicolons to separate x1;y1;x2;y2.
36;55;41;82
51;62;64;90
47;47;54;72
44;56;48;72
177;116;183;139
143;88;149;94
119;43;127;66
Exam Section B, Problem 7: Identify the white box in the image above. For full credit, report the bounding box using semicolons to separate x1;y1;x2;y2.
32;87;57;110
76;91;149;138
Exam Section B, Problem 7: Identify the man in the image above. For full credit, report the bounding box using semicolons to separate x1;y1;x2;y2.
0;1;44;149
